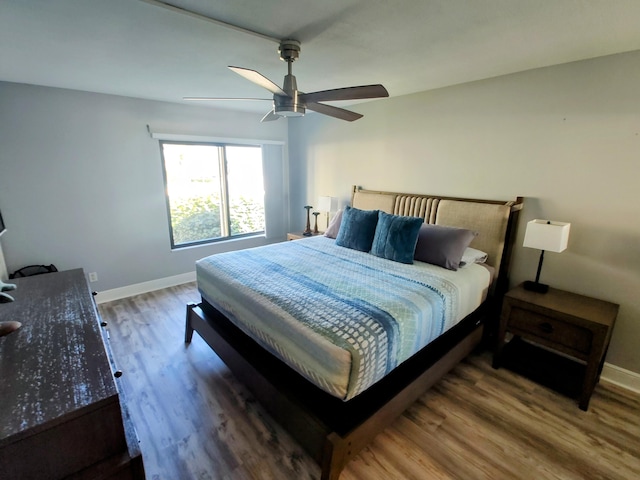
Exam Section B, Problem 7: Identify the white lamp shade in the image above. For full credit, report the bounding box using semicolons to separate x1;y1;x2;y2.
523;219;571;253
317;196;337;213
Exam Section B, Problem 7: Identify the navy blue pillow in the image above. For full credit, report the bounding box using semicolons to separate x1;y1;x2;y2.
371;211;424;264
335;206;379;252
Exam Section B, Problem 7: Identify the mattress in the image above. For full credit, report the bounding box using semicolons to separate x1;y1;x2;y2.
196;236;491;400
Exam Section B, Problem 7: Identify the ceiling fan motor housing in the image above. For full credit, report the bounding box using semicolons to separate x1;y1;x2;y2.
275;71;304;116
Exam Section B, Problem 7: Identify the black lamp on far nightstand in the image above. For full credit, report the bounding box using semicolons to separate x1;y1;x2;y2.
522;219;571;293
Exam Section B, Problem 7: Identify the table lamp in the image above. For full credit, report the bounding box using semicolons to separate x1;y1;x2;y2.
317;196;337;230
522;219;571;293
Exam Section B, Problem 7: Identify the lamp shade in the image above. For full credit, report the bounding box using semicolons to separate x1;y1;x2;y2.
317;196;336;213
523;219;570;253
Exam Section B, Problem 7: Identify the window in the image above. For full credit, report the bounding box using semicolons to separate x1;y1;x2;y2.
161;141;265;248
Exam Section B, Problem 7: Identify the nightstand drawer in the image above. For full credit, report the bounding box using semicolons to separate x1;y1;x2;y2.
509;307;592;355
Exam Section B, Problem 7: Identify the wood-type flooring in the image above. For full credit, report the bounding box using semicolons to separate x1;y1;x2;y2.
99;282;640;480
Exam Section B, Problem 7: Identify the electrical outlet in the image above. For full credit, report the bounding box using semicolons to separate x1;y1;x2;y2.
88;272;98;282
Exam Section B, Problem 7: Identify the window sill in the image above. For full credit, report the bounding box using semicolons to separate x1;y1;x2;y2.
170;233;266;252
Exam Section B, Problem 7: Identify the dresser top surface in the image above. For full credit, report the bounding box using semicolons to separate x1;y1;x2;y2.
0;269;118;442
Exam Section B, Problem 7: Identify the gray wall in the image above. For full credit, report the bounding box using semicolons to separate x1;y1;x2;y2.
0;82;289;291
289;50;640;374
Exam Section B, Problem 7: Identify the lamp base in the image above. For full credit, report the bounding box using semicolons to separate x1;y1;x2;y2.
523;280;549;294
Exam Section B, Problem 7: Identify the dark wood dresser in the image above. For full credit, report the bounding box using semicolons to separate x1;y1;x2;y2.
0;269;144;479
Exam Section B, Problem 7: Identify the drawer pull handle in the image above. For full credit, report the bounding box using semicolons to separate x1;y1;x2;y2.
100;321;107;327
114;370;123;378
539;322;554;334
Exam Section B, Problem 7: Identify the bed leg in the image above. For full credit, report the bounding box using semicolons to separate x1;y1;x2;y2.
185;303;196;344
321;433;347;480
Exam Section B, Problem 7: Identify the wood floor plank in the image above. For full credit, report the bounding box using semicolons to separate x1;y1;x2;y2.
99;283;640;480
417;389;581;480
468;374;640;479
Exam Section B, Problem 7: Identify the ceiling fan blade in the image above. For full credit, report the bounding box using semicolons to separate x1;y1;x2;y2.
300;84;388;104
183;97;272;101
229;66;288;96
260;110;281;122
306;102;363;122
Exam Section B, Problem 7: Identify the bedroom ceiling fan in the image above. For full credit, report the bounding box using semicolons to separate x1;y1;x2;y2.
184;40;389;122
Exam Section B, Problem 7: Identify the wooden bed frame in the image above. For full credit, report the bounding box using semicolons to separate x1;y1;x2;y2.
185;187;523;479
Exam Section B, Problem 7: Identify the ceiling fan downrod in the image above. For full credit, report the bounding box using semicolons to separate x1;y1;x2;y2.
276;40;304;117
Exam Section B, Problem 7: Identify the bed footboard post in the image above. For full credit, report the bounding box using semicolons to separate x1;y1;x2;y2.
321;433;347;480
185;303;196;344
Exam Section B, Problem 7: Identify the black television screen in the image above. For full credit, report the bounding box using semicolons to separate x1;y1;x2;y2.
0;209;5;237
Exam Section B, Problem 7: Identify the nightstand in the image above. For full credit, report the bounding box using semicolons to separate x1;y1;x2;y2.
287;232;322;241
493;283;618;411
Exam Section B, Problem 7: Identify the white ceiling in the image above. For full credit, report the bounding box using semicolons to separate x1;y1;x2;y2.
3;0;640;115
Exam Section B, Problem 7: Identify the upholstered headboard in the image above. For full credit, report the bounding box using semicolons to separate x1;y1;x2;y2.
351;186;523;295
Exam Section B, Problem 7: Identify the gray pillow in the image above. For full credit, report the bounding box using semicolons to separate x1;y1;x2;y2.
414;224;478;270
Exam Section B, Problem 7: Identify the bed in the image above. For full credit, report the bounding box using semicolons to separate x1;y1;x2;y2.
185;186;523;479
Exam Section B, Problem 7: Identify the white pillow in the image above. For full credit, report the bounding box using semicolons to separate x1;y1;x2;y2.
459;247;488;267
323;209;343;239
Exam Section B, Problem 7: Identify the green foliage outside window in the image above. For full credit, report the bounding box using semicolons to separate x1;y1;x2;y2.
170;194;265;245
229;197;266;236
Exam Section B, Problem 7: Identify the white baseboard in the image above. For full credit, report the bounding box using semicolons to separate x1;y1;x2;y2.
95;271;196;304
95;271;640;395
601;363;640;395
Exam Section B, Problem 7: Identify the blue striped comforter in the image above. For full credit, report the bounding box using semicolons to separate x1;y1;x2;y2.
196;236;489;400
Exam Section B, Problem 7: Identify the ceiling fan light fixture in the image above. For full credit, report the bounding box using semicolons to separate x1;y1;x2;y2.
273;93;305;117
276;106;305;117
